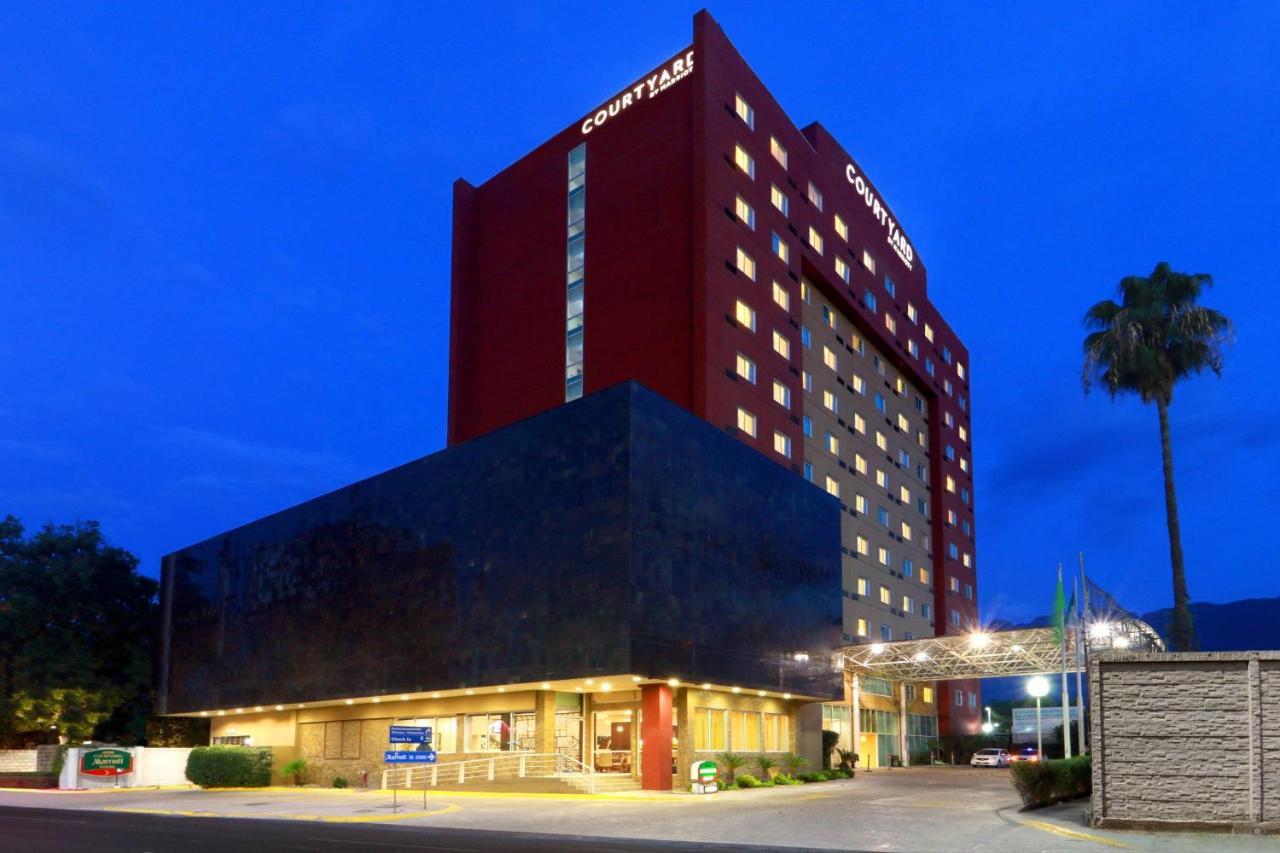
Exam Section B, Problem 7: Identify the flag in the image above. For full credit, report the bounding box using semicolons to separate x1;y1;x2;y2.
1052;564;1067;647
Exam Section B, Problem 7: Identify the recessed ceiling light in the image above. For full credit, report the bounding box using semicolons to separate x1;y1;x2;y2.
585;679;594;685
274;705;284;711
541;682;551;689
701;683;711;690
432;692;440;698
632;676;642;682
200;711;209;717
345;699;354;705
731;687;741;694
601;683;612;692
465;689;474;695
498;687;506;693
757;690;766;697
372;697;381;703
235;708;244;713
400;695;409;701
254;706;263;712
783;693;792;700
667;678;679;687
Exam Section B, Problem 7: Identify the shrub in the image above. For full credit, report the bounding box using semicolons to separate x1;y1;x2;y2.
735;774;763;788
1010;756;1091;809
830;768;853;779
797;773;821;783
780;751;810;776
185;746;272;788
834;748;856;772
754;754;778;780
773;773;802;785
281;758;307;786
716;751;748;785
821;730;840;769
332;776;349;788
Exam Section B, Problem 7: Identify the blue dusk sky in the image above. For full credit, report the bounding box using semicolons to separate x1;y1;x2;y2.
2;2;1277;624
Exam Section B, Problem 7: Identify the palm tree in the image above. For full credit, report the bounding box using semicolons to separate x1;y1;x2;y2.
1082;262;1233;651
716;751;748;786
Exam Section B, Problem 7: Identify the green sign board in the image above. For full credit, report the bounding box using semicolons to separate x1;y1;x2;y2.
80;748;134;777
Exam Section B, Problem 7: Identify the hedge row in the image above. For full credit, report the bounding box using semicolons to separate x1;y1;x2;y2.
185;746;273;788
1009;755;1091;809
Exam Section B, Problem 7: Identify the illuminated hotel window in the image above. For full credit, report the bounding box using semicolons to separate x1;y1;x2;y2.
963;552;972;569
946;475;956;493
735;352;756;384
823;390;838;414
770;135;787;167
825;431;838;455
851;375;867;395
763;713;788;752
731;710;763;751
901;521;912;541
907;339;919;358
834;214;848;241
822;346;837;371
885;314;896;334
774;431;792;458
734;300;756;331
924;323;934;342
771;232;789;263
734;93;754;128
825;476;840;498
957;362;967;380
770;183;788;215
821;305;836;329
772;330;790;360
808;226;823;255
799;278;811;302
857;618;869;637
861;249;875;272
917;430;928;449
853;413;866;434
923;687;934;704
694;707;728;751
856;535;869;556
944;411;954;427
899;484;910;503
855;494;868;514
733;144;755;179
944;379;953;396
959;425;968;442
854;453;867;475
736;246;757;280
802;370;812;392
851;333;865;355
771;280;789;311
807;181;823;211
902;595;913;613
907;302;918;323
876;468;888;489
920;567;930;585
857;577;869;596
897;413;909;432
737;407;758;437
875;431;887;451
960;457;969;472
835;256;849;283
565;144;587;401
772;380;791;409
949;576;960;592
734;195;755;229
879;584;891;603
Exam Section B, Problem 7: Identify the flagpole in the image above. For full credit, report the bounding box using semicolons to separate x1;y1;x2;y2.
1075;553;1087;754
1058;563;1072;758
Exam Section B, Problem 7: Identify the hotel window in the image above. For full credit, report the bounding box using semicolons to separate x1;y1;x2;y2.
881;625;893;641
925;358;935;377
733;144;755;179
735;352;756;384
924;323;934;342
941;346;952;365
946;509;957;525
851;375;867;395
907;303;918;323
730;711;762;751
901;521;912;541
763;713;788;752
879;585;891;604
854;453;867;474
808;226;823;255
823;390;838;414
879;547;892;567
944;379;953;396
863;289;877;312
734;195;755;229
874;393;885;413
853;413;866;434
802;370;812;392
897;413;909;432
944;445;955;461
957;362;967;380
902;595;914;614
923;687;934;704
855;535;869;556
954;689;964;707
734;93;754;128
769;135;787;167
947;542;960;559
774;431;792;458
736;246;757;280
946;475;956;493
807;181;823;211
951;610;961;627
907;339;919;358
395;716;458;754
770;184;788;215
885;314;896;334
734;300;756;331
825;476;840;498
694;707;728;751
920;566;929;585
834;214;848;241
821;305;836;329
960;456;969;473
963;552;973;569
823;346;837;371
856;577;869;596
917;429;928;449
803;461;813;482
894;377;906;396
565;144;587;402
949;576;960;593
856;618;869;637
903;557;914;575
855;494;868;514
824;431;838;455
876;432;888;452
800;278;812;302
861;249;875;272
771;232;789;263
884;275;896;297
876;505;890;528
802;416;812;437
466;714;520;752
851;333;865;355
772;380;791;409
944;411;954;428
737;407;758;437
771;280;789;310
773;331;790;359
898;449;910;467
959;425;969;442
835;256;850;283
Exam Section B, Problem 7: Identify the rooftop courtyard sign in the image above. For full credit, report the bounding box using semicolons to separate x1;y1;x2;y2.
581;50;694;135
845;163;915;271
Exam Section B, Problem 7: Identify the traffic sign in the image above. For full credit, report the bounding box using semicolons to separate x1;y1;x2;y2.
384;750;437;763
389;725;432;744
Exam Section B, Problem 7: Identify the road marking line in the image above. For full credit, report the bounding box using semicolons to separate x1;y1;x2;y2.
102;803;463;823
1020;816;1130;848
306;838;475;851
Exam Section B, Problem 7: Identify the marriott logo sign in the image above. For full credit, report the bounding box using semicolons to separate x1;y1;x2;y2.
581;50;694;135
845;163;915;270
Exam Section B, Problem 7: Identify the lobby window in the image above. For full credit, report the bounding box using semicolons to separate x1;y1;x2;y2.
825;431;838;455
770;184;788;215
771;280;790;311
395;716;457;754
808;226;824;255
764;713;789;752
861;249;875;272
823;390;838;413
734;93;754;128
734;300;756;331
730;710;763;752
834;214;848;241
772;380;791;409
735;352;756;384
835;256;850;283
825;476;841;499
770;135;787;167
772;330;791;360
774;431;792;459
733;144;755;179
466;713;519;752
694;707;728;751
807;181;823;211
823;346;837;371
736;246;757;280
771;232;789;264
737;407;758;437
565;144;587;401
734;195;755;229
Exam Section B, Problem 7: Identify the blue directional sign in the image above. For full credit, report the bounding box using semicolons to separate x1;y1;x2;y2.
388;725;432;744
384;750;437;764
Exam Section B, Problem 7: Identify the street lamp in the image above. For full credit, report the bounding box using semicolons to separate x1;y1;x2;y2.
1027;676;1050;760
981;705;994;735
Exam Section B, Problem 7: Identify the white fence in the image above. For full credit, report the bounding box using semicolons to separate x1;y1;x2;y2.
58;747;195;789
382;752;597;793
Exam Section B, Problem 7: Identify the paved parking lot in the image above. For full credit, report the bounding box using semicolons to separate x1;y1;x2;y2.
2;765;1275;851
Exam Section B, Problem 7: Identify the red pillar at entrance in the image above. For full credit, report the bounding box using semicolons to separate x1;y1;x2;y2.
640;684;673;790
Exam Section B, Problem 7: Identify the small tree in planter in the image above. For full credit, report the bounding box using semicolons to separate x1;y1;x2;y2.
716;752;748;786
281;758;307;786
780;752;810;777
754;754;778;781
834;748;856;774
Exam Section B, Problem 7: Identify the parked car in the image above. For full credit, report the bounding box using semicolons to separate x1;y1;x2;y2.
1010;746;1040;763
970;748;1010;768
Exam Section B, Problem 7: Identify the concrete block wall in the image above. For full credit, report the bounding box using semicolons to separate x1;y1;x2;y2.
0;750;40;772
1091;651;1280;833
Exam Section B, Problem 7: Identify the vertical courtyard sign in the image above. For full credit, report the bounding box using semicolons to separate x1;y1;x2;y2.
581;49;695;135
845;163;915;270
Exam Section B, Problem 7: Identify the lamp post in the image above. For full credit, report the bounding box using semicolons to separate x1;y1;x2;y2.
1027;677;1050;760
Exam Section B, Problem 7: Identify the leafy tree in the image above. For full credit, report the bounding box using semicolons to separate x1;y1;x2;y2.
0;516;156;745
1082;263;1232;651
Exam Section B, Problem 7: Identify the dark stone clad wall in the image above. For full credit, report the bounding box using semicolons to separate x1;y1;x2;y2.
158;383;841;714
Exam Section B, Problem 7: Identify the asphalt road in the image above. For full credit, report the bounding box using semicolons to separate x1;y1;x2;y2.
0;804;842;853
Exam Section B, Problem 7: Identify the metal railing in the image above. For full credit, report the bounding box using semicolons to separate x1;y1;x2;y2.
381;752;596;793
